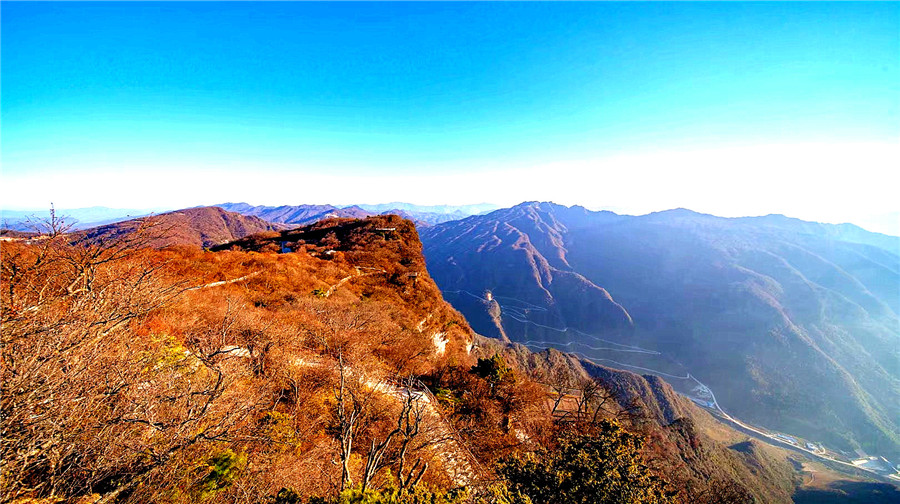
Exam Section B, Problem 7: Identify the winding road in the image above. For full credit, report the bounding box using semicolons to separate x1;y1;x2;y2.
444;287;897;482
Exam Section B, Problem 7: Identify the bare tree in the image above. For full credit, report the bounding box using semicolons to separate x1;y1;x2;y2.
575;378;616;424
541;366;578;417
394;381;429;492
360;377;428;493
331;353;366;492
548;376;637;429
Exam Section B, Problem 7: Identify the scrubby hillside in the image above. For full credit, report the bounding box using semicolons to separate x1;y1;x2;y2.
213;215;471;345
2;215;481;503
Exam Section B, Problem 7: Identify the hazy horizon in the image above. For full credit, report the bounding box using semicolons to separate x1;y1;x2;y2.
3;200;898;238
3;3;898;234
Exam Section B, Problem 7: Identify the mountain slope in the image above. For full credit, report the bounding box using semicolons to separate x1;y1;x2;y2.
421;202;900;460
78;206;283;248
423;203;633;342
8;204;891;502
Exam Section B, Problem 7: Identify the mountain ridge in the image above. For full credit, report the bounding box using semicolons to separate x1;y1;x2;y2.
421;201;900;460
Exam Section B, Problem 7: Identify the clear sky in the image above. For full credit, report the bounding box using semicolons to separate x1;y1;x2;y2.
2;2;898;234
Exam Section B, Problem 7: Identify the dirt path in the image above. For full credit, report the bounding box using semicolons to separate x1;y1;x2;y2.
189;271;261;290
324;267;385;297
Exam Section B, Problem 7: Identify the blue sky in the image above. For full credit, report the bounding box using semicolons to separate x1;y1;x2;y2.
2;2;898;233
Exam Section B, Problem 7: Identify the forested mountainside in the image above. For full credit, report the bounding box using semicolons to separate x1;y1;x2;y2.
9;211;876;503
420;202;900;461
77;206;285;248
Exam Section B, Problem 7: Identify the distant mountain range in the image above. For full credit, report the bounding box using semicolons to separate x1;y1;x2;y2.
58;203;497;249
420;202;900;460
215;202;371;225
216;202;498;227
1;202;498;231
355;202;499;214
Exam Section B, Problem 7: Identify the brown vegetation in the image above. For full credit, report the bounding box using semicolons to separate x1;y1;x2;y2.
2;215;478;503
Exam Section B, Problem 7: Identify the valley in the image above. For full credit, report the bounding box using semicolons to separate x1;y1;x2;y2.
448;286;899;482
